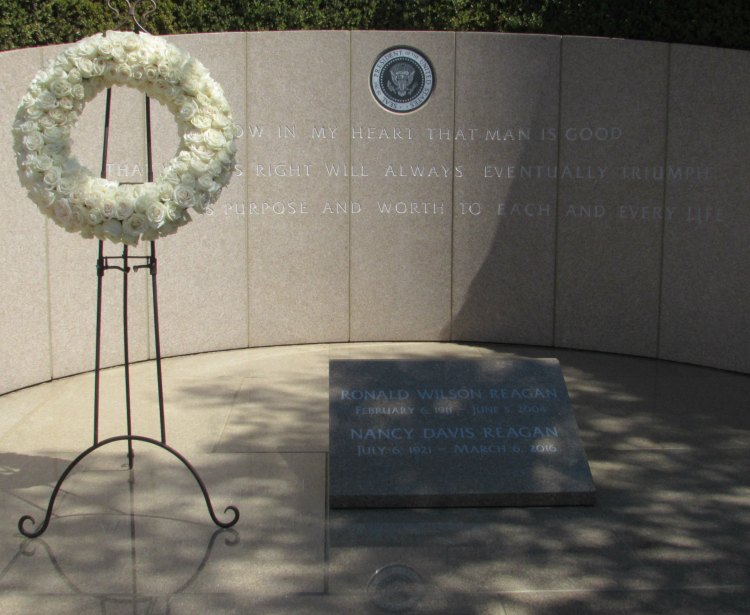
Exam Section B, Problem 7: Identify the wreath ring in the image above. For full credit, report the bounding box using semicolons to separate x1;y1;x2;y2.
13;31;238;245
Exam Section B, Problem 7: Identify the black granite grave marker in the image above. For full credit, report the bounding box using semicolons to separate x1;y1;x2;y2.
329;359;595;507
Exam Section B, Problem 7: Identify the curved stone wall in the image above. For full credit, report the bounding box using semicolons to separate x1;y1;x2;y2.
2;31;749;394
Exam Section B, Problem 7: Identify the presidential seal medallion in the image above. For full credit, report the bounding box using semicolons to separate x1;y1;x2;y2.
371;47;434;113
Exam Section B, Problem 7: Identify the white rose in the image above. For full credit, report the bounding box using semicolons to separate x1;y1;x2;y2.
71;84;85;99
191;113;212;130
77;40;97;58
157;60;174;77
164;203;182;222
204;128;227;150
23;132;45;151
123;33;140;52
67;68;82;84
48;107;68;123
100;200;116;219
172;184;195;208
160;168;181;186
97;38;113;56
83;188;103;210
16;120;39;134
76;57;95;77
58;175;79;195
115;202;134;220
189;158;209;175
92;59;107;77
43;125;66;143
43;167;62;187
49;78;72;98
68;187;84;205
84;206;103;226
134;190;159;213
184;131;203;147
182;77;200;96
153;78;174;99
115;63;132;81
146;202;167;228
24;104;44;120
207;159;223;176
20;162;38;184
33;153;54;172
111;45;126;63
57;97;74;111
37;114;56;129
34;69;52;86
123;212;148;237
38;91;58;110
179;99;198;121
133;48;150;64
197;175;219;195
170;156;189;170
195;92;212;108
144;65;159;81
106;30;127;47
157;181;173;200
190;144;214;163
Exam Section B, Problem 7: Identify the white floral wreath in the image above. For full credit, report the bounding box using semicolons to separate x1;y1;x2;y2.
13;31;238;245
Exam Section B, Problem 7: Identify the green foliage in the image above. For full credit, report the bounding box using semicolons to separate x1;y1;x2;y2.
1;0;749;51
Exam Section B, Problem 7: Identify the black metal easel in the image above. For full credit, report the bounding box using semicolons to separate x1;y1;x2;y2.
18;0;239;538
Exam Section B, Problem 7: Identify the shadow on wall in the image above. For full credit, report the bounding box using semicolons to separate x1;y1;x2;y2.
448;34;561;347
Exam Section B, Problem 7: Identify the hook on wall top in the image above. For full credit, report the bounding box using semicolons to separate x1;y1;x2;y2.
107;0;157;34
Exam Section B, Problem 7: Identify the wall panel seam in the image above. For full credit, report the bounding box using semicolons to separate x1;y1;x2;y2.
449;32;457;341
551;36;564;347
348;30;353;343
656;43;673;360
245;31;252;349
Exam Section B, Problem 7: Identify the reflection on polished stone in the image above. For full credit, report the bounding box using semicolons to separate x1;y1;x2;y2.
5;525;237;607
367;564;427;612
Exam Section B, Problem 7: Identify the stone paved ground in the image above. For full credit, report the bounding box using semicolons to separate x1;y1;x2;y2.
1;343;748;614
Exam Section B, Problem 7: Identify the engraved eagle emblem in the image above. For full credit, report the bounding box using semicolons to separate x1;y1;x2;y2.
387;62;418;98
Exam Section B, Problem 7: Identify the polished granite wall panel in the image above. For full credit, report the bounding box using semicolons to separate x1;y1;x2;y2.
554;38;669;357
451;33;560;346
0;47;52;395
350;31;455;341
149;33;249;357
660;45;750;372
3;34;750;394
246;31;351;346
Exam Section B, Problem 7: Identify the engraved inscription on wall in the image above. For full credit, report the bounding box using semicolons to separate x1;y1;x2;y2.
111;120;719;225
